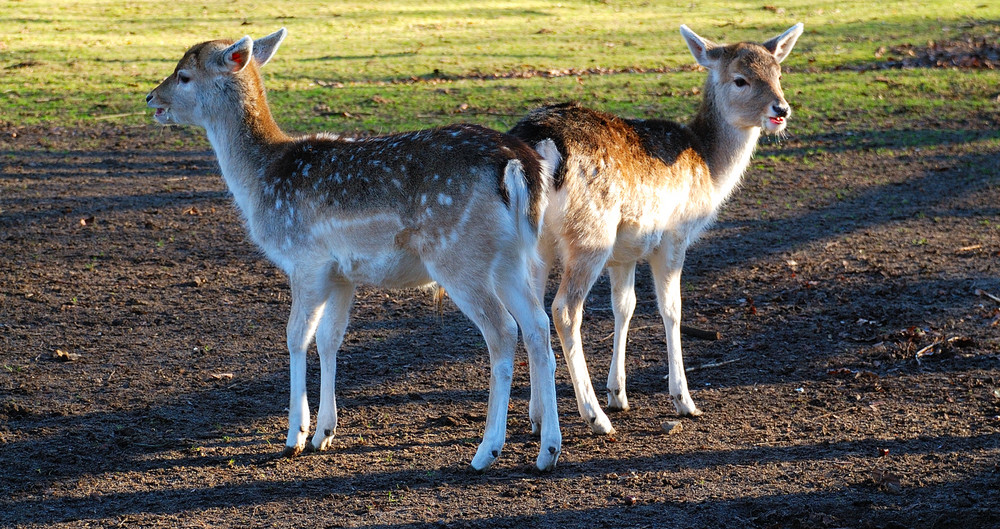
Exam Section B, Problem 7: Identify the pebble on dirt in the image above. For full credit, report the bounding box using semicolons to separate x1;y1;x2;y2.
661;421;683;435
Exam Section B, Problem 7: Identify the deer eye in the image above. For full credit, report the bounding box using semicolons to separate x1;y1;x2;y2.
177;72;191;84
733;77;748;87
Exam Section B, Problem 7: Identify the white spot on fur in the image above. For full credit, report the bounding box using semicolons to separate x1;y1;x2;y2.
437;194;452;206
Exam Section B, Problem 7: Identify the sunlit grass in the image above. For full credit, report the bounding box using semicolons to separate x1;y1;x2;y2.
1;0;998;133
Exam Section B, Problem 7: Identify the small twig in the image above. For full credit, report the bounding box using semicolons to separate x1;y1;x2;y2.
681;324;721;341
93;111;146;121
956;244;982;253
684;355;744;373
913;341;941;359
914;336;965;363
975;288;1000;304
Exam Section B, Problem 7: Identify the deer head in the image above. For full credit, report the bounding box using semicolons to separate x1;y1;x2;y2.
145;28;287;128
681;23;803;134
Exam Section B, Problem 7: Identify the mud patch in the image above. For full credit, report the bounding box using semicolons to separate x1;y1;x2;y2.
1;125;999;528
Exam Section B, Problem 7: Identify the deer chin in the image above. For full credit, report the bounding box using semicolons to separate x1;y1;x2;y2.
762;115;786;134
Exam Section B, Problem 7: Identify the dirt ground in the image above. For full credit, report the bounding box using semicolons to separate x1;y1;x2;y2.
1;109;999;529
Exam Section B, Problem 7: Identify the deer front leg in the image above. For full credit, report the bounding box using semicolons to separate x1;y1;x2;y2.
282;272;331;457
650;246;702;417
311;281;355;452
607;263;637;411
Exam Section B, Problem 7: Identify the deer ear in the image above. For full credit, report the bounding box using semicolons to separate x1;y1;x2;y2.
219;36;253;73
680;25;719;68
763;23;804;63
252;28;287;67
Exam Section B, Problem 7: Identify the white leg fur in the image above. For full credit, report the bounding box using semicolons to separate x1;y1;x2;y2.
312;281;354;452
496;260;561;469
550;253;616;435
650;246;702;417
528;231;556;435
426;264;517;472
283;271;332;456
607;263;637;411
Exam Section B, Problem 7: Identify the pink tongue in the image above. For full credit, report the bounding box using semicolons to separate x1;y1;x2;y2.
770;117;783;124
155;109;165;116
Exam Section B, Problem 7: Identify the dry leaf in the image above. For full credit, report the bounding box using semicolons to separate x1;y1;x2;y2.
53;349;80;362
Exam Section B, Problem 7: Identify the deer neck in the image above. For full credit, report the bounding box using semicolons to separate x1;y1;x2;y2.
203;81;290;222
689;81;761;206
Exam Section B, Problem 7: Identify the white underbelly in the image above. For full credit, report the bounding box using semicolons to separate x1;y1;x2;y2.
335;250;433;288
608;225;662;265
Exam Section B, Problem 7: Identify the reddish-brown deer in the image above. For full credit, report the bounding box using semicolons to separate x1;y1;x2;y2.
510;23;804;434
146;28;562;471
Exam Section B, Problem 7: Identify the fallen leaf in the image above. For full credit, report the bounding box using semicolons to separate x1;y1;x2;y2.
53;349;80;362
208;373;234;381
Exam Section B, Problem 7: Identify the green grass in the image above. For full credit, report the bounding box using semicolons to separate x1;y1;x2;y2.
1;0;998;136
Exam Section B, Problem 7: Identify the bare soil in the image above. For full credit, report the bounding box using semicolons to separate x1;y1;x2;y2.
1;118;998;528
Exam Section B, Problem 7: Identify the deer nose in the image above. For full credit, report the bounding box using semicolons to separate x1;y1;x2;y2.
145;92;154;104
772;103;790;118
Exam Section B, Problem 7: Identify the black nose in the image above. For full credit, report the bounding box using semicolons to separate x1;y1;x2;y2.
772;104;789;118
146;92;153;103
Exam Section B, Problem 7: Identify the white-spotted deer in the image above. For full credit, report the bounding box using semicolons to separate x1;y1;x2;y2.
146;28;562;471
509;23;804;434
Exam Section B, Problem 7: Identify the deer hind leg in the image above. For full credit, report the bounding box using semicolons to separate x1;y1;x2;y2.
532;229;557;306
311;280;355;452
650;245;703;417
495;258;561;471
551;250;615;435
282;270;333;457
428;264;519;472
607;262;637;411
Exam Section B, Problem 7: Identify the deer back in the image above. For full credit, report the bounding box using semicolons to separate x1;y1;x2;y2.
510;102;716;240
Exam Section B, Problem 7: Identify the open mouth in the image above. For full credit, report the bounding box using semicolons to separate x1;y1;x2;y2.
152;107;170;123
769;116;785;126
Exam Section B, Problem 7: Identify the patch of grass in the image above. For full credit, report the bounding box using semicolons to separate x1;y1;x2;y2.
1;0;998;138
